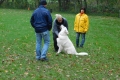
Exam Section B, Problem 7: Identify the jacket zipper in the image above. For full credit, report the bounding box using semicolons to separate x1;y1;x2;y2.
78;15;81;32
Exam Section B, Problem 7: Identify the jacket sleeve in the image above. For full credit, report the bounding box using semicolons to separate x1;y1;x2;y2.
64;18;68;30
30;14;35;28
84;15;89;32
52;20;59;35
47;11;53;31
74;15;77;31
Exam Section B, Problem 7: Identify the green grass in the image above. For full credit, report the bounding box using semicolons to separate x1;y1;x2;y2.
0;8;120;80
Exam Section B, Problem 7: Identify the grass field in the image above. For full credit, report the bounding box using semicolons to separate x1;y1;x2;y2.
0;8;120;80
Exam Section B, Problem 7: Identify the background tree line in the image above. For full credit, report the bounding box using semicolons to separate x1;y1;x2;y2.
0;0;120;17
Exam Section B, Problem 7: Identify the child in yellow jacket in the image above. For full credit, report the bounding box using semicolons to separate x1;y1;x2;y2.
74;8;89;48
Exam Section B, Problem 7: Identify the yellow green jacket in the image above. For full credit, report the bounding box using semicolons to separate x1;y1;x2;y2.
74;13;89;33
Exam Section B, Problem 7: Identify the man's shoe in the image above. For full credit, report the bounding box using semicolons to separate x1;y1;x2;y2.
41;57;49;62
76;44;79;48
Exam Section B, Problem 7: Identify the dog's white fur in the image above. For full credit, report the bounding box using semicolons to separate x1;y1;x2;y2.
56;25;88;56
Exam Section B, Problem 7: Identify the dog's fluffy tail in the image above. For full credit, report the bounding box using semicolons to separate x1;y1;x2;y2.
75;52;88;56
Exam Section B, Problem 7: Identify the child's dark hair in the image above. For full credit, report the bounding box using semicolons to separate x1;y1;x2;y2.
80;7;86;13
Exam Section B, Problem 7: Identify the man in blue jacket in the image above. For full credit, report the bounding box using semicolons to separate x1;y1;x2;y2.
30;0;52;61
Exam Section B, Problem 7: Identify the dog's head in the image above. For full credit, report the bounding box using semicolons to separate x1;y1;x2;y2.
60;25;69;35
60;25;64;29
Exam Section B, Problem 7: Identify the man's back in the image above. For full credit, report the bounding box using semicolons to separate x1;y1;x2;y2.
30;5;52;33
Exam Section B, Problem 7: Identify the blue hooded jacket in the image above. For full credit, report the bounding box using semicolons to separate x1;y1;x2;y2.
30;5;52;33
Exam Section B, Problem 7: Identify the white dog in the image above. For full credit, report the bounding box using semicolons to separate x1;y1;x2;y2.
56;25;88;56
